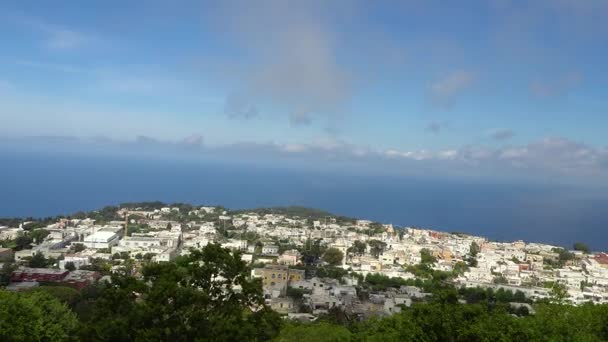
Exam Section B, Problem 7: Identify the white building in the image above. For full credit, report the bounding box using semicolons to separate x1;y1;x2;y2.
83;231;120;249
262;244;279;255
119;236;161;249
59;255;90;270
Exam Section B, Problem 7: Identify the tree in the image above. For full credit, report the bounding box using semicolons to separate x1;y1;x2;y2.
34;286;81;306
553;248;575;267
466;256;478;267
323;248;344;266
368;240;386;258
80;243;282;341
420;248;437;264
30;229;50;244
14;235;32;251
573;242;590;254
550;282;569;304
347;240;366;256
470;241;480;257
453;261;469;275
28;251;50;268
65;261;76;271
69;243;86;253
0;262;17;286
301;239;325;264
275;322;352;342
493;275;508;285
0;290;78;341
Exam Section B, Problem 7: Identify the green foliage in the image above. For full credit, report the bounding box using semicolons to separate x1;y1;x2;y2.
0;263;17;286
420;248;437;264
27;251;53;268
0;217;21;227
79;258;111;275
65;261;76;271
362;223;385;236
69;243;86;253
2;242;608;342
301;239;326;264
405;263;434;279
286;286;310;301
14;235;33;251
550;282;569;304
323;248;344;266
453;261;469;275
458;286;531;304
275;322;352;342
347;240;366;256
30;229;50;244
33;286;82;306
316;266;349;281
120;201;167;210
88;206;121;222
0;290;79;341
231;206;334;220
364;273;410;291
470;241;480;257
573;242;590;254
368;240;386;258
551;247;575;267
493;275;508;284
466;256;477;267
79;243;282;341
126;223;152;236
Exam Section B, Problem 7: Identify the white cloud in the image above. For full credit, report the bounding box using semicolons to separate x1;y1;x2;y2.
10;133;608;183
16;60;89;73
44;27;88;49
4;12;92;50
0;80;12;92
530;72;582;98
206;0;406;126
430;70;475;107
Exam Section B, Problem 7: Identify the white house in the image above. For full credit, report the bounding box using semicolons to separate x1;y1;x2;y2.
83;231;120;249
262;244;279;255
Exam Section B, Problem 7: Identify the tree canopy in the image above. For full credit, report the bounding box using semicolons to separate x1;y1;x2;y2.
573;242;590;254
78;243;282;341
0;290;79;341
323;248;344;266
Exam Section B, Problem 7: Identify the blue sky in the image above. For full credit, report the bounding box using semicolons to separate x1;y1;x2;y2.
1;0;607;183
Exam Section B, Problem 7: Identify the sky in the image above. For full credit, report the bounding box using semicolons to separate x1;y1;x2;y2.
1;0;607;185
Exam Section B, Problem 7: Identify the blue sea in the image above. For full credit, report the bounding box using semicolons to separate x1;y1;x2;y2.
1;147;607;251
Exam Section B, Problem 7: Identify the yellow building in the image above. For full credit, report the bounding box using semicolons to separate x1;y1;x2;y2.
260;265;304;287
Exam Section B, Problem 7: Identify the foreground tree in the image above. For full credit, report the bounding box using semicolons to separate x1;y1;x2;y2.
79;243;282;341
275;322;352;342
0;290;79;341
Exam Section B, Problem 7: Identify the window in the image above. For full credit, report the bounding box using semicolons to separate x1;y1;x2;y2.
272;274;275;279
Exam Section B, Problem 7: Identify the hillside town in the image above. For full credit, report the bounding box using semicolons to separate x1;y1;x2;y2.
1;203;607;320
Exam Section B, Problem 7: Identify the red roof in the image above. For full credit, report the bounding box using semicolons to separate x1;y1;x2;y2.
595;253;608;264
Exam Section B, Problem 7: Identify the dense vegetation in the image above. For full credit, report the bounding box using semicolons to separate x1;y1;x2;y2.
2;243;608;341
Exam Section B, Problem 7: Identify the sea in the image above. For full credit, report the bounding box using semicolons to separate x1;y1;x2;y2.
1;147;607;251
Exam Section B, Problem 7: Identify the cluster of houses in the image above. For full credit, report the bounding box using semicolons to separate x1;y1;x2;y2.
2;206;608;313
